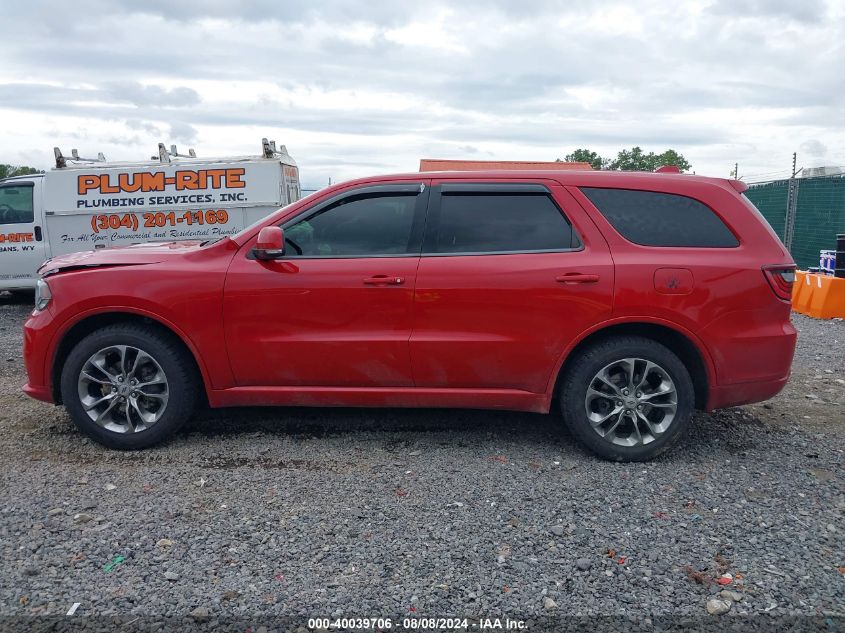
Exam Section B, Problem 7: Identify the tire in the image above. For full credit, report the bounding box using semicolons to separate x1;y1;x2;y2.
60;323;199;449
6;289;34;303
559;335;694;462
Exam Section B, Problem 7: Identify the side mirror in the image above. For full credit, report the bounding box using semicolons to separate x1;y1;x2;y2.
253;226;285;260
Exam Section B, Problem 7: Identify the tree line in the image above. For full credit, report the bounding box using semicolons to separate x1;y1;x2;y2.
559;147;691;172
0;164;42;179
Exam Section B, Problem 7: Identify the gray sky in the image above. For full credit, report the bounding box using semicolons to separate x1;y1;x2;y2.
0;0;843;188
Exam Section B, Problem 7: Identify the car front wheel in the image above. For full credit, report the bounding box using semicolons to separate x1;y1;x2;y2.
60;323;198;449
560;336;694;461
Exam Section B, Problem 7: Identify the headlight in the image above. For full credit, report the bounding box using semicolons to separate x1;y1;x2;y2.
35;278;52;311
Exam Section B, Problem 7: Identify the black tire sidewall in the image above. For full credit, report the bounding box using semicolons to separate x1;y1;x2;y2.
60;325;197;449
561;337;694;462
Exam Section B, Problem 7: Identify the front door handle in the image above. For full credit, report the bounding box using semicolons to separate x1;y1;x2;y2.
363;275;405;286
555;272;600;285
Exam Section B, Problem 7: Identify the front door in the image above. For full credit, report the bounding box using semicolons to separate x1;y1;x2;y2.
410;181;615;394
224;182;429;387
0;179;47;290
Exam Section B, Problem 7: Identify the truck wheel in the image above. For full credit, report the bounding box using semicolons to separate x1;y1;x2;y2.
60;323;198;449
560;336;694;462
6;289;34;302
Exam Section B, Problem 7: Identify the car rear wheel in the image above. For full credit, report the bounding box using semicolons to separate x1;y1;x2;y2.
560;336;694;461
60;323;198;449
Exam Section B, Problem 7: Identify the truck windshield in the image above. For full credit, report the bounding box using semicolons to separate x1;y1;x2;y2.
0;184;34;224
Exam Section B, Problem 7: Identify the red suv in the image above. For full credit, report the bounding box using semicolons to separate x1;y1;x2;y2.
22;170;797;460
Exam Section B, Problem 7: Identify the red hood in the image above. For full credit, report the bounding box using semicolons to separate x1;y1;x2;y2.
39;241;205;276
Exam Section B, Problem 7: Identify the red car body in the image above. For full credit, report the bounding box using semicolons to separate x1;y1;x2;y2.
23;170;796;420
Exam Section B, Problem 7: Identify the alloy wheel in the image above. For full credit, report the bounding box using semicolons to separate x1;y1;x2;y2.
76;345;169;433
584;357;678;446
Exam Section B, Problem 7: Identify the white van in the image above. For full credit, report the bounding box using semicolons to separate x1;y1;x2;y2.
0;139;301;293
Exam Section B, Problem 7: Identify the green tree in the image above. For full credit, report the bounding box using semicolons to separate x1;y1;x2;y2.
560;148;607;170
608;147;691;172
0;164;42;180
655;149;691;172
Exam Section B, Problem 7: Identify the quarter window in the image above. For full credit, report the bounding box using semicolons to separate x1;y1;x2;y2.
284;193;419;257
581;187;738;247
428;192;578;254
0;185;34;225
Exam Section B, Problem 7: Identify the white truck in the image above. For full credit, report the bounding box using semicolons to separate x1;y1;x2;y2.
0;139;301;293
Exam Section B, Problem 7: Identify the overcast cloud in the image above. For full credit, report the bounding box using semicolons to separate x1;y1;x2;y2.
0;0;843;187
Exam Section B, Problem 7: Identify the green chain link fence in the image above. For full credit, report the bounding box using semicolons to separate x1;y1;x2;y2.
745;176;845;270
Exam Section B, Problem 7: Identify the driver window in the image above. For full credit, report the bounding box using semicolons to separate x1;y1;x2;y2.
0;186;34;225
285;193;418;257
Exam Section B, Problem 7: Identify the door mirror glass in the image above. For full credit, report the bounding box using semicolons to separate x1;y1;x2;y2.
253;226;285;260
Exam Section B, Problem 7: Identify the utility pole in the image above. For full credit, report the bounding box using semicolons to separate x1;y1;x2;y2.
734;162;738;179
784;152;799;251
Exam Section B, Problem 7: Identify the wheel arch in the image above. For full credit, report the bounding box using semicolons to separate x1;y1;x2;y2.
50;310;209;405
551;319;713;411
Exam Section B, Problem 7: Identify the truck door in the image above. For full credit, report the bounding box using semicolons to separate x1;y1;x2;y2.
0;179;47;291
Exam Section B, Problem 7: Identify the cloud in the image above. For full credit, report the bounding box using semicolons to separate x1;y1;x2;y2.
800;139;827;158
0;0;843;188
706;0;827;23
169;122;198;144
103;82;201;108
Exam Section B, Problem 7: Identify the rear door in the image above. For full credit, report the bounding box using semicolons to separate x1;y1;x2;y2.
0;179;47;290
224;182;429;387
410;181;614;393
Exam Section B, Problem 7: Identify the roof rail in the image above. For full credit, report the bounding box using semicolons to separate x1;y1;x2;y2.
155;143;171;164
54;147;106;169
169;144;196;159
56;139;288;168
262;137;291;159
149;143;196;162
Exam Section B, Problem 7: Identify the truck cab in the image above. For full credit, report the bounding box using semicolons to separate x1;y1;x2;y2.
0;139;301;293
0;174;47;291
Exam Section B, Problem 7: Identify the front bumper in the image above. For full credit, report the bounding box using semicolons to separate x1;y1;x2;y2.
22;382;53;403
22;308;57;404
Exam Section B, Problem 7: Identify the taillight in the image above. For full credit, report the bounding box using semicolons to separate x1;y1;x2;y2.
762;265;796;301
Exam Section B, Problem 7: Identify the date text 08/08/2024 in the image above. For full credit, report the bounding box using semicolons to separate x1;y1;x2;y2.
306;617;527;630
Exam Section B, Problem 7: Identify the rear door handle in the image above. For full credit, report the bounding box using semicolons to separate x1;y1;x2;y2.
555;272;600;284
363;275;405;286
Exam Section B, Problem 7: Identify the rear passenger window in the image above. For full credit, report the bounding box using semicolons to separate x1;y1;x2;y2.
581;188;739;247
429;193;578;254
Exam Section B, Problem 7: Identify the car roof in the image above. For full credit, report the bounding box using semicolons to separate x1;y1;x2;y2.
338;169;741;193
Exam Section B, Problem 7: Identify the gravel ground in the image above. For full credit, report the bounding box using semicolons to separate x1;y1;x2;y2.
0;293;842;630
